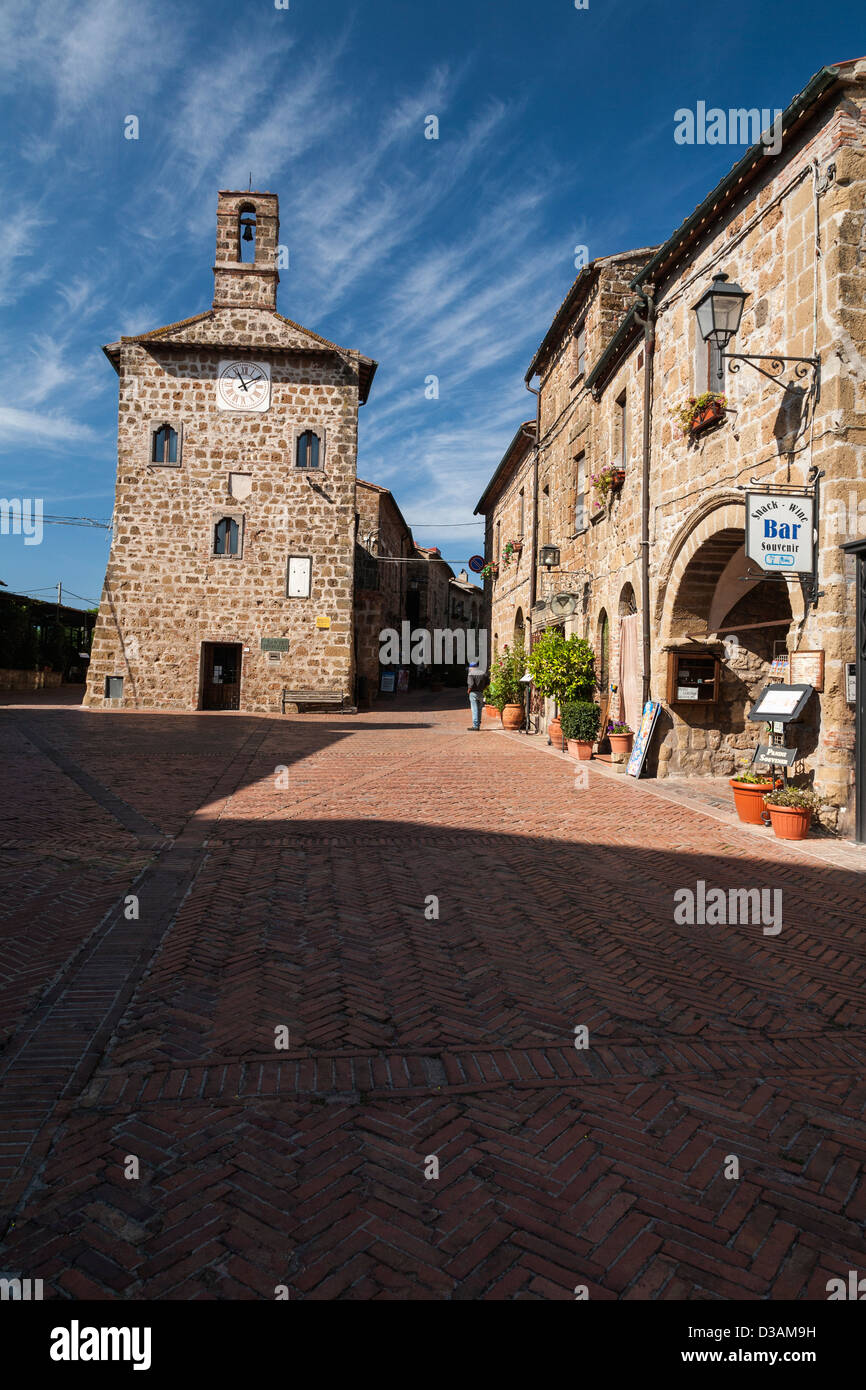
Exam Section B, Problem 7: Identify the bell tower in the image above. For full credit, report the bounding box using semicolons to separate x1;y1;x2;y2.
213;189;280;310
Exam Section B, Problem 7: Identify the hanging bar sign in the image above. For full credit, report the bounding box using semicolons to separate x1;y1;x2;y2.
745;492;814;573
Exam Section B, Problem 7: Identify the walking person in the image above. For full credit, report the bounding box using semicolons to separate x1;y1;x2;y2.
467;659;488;730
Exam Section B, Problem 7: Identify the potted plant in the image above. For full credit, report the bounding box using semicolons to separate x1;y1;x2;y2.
487;639;526;730
591;464;626;510
761;785;824;840
480;561;499;581
673;391;727;438
606;720;633;756
561;700;601;759
729;768;776;825
527;629;596;747
503;539;523;564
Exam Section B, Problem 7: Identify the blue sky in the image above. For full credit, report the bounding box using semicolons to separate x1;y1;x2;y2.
0;0;863;608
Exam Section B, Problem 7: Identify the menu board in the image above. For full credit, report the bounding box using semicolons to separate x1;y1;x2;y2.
756;689;801;716
748;683;814;724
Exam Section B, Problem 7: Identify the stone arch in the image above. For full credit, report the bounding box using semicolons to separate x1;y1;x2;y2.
615;581;641;732
657;493;805;645
513;606;524;643
654;494;809;780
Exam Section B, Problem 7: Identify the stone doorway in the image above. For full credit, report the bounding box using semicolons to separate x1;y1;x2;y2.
664;527;795;776
200;642;242;711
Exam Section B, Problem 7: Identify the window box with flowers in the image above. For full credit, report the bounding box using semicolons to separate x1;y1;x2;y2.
480;561;499;581
674;391;727;438
502;539;523;565
591;464;626;512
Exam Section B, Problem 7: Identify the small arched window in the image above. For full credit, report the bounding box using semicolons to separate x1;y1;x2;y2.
238;203;256;264
618;582;637;617
597;609;610;692
152;424;178;464
296;430;321;470
214;517;240;556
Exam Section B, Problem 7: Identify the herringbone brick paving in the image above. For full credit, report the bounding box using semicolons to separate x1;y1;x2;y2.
0;692;864;1298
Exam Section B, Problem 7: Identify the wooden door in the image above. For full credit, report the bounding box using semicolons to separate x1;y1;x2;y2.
201;643;241;711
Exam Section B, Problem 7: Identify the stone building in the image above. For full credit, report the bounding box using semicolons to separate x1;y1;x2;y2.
407;546;453;637
477;59;866;836
474;420;536;661
85;189;377;713
354;479;414;703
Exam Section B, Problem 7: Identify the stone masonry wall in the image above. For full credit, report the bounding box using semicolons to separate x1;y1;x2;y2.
85;324;361;713
485;431;534;661
481;70;866;829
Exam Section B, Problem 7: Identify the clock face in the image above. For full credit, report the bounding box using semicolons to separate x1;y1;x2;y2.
216;360;271;412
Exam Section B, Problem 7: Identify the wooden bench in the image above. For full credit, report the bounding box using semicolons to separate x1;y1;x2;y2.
281;688;347;714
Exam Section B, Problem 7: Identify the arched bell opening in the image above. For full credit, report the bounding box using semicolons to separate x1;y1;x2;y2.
238;203;257;264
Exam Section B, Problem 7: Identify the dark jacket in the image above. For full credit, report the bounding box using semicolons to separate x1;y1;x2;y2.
467;668;489;694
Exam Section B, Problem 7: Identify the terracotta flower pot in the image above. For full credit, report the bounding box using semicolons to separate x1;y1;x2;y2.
608;733;633;756
764;803;812;840
483;704;499;721
729;778;774;825
501;703;524;730
567;739;593;760
548;716;563;747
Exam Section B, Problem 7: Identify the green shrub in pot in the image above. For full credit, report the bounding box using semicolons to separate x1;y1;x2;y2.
486;638;525;712
560;700;601;744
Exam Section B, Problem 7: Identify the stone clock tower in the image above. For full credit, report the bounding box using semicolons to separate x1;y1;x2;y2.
84;190;377;712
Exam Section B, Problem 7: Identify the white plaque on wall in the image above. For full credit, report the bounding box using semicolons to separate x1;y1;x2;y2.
287;556;312;598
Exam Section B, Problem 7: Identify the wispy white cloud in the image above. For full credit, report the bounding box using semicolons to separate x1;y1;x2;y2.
0;0;185;113
0;406;99;452
0;199;54;307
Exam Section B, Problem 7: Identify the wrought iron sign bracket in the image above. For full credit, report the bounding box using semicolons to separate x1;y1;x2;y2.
722;352;820;390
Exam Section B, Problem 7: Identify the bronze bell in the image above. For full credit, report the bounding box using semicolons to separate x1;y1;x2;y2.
241;221;254;242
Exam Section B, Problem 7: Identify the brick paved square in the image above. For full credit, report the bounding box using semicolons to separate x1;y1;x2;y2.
1;694;864;1299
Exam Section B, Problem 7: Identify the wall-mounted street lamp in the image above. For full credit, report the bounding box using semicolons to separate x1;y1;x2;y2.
540;544;561;569
693;273;819;388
